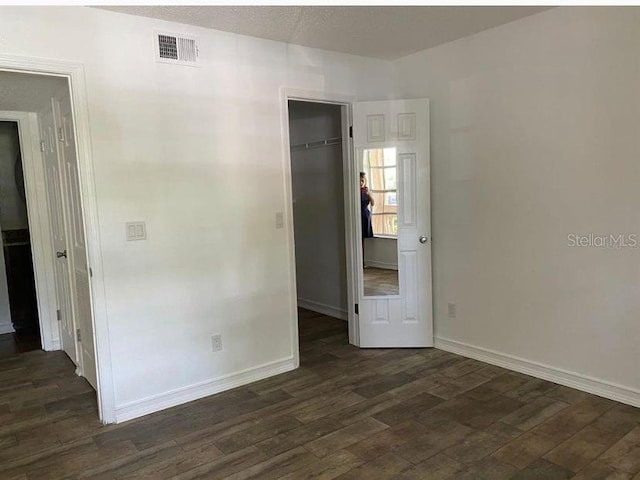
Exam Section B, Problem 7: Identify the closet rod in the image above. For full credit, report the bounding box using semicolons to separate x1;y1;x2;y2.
290;136;343;151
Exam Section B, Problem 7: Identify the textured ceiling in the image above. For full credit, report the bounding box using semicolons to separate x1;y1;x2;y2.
0;71;67;113
97;6;551;60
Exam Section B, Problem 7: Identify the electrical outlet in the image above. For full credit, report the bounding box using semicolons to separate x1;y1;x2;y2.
447;303;457;319
211;334;223;352
275;212;284;229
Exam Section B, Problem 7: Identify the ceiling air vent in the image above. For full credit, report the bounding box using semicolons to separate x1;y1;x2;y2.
155;32;199;66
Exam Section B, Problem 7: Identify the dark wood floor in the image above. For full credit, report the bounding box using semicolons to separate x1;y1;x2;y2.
0;329;42;356
1;309;639;479
363;267;399;296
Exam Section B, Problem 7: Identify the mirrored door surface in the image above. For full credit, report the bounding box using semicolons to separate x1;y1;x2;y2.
361;147;399;297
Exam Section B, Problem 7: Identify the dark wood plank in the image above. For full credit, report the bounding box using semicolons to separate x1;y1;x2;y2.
510;458;574;479
0;307;636;480
333;451;412;479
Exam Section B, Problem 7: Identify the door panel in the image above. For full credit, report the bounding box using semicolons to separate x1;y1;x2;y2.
39;105;77;363
353;99;432;348
54;90;97;389
75;272;96;387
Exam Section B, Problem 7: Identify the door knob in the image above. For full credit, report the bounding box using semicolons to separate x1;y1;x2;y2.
56;250;67;258
419;236;428;244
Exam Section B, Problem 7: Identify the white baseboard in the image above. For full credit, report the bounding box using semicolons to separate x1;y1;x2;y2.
363;260;398;271
115;356;297;423
435;337;640;408
0;323;15;335
297;298;347;321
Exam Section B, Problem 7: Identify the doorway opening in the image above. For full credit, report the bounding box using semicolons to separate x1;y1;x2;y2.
0;121;41;354
285;97;358;363
0;70;98;414
284;95;433;355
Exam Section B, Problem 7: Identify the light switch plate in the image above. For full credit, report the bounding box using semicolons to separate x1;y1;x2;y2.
126;221;146;241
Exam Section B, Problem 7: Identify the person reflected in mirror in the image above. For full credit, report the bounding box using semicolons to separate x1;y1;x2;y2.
360;172;375;268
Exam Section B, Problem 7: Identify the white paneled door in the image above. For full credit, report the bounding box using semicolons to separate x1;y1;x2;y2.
54;90;97;389
39;104;78;364
39;89;96;390
353;99;433;347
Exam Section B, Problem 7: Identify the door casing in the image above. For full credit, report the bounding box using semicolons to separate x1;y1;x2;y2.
280;88;361;359
0;54;115;424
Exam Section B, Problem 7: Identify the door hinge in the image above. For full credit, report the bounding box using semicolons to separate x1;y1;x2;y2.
349;126;353;138
40;140;45;152
89;267;93;277
57;127;65;142
76;328;81;342
354;303;359;315
56;309;61;321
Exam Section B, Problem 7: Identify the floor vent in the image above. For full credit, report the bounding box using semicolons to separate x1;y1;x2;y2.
155;32;199;66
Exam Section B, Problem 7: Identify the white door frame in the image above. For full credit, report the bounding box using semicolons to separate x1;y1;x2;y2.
279;88;361;362
0;54;115;424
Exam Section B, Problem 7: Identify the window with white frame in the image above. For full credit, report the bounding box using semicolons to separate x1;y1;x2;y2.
363;148;397;237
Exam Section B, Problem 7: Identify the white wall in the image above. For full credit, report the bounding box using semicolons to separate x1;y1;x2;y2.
364;237;397;270
289;101;347;319
395;7;640;397
0;7;397;414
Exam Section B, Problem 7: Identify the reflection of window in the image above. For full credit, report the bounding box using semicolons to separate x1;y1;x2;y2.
364;148;397;237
